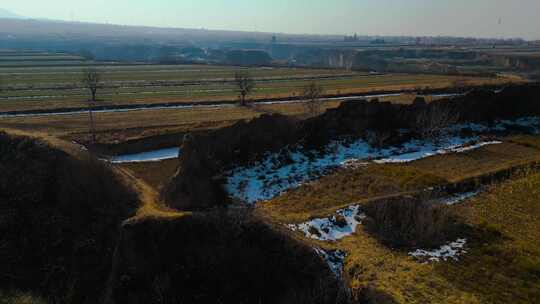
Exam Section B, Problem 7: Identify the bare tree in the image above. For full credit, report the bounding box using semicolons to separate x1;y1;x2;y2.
234;72;255;106
416;104;459;141
81;68;102;143
302;81;325;116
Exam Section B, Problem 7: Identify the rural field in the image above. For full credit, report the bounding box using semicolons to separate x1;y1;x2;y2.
0;49;515;113
0;49;521;147
1;13;540;304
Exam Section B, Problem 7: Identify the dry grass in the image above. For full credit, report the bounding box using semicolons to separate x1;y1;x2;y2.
0;71;510;112
117;159;179;192
114;164;186;222
260;137;540;303
0;93;457;142
259;165;445;223
408;141;540;182
432;172;540;303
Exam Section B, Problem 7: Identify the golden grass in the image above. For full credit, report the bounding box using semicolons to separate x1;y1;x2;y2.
408;141;540;182
117;159;179;192
260;138;540;303
432;173;540;303
259;165;445;223
0;93;452;143
114;165;186;222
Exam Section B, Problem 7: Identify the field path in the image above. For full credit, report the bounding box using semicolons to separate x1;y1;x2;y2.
115;166;187;221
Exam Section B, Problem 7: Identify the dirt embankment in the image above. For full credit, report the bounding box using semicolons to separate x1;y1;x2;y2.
1;131;345;304
104;211;342;304
0;131;139;303
163;84;540;210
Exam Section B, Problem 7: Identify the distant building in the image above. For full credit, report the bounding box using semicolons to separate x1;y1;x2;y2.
344;33;359;42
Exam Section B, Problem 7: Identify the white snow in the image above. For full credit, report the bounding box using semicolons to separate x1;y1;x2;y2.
315;248;346;276
409;238;468;262
374;140;502;164
225;135;502;203
225;116;540;204
439;191;480;205
108;147;180;163
288;205;365;241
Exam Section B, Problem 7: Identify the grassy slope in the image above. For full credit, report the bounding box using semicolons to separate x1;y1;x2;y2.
257;137;540;303
260;139;540;223
260;165;445;223
409;140;540;182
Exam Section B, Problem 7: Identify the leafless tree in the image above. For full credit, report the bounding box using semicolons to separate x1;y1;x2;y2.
81;68;102;143
234;72;255;106
302;81;325;116
416;104;459;140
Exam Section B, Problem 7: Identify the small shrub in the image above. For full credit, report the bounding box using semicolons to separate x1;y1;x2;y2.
363;196;464;249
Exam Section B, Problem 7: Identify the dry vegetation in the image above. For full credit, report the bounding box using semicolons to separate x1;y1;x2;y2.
258;137;540;303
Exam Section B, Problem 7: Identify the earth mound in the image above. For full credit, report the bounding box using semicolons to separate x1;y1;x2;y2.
0;131;138;303
105;210;344;304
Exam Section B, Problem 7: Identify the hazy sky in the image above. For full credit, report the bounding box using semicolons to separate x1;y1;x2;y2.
3;0;540;39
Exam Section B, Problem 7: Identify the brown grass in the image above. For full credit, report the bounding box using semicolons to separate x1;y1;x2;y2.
260;136;540;303
409;141;540;182
259;165;445;223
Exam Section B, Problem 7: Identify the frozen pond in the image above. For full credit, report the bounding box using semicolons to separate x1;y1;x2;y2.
108;147;180;164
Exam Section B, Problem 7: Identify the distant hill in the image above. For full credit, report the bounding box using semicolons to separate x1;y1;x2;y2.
0;8;24;19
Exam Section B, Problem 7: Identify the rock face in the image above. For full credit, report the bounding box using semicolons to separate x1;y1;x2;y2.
105;211;342;304
0;132;138;303
163;84;540;210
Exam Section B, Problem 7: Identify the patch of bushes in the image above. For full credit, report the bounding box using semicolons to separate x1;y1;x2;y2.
0;132;138;303
362;196;465;249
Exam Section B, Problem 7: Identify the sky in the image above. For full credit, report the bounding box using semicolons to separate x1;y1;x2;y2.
3;0;540;40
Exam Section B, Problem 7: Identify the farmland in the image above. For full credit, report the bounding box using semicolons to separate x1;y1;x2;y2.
0;49;520;147
2;45;540;304
0;49;514;113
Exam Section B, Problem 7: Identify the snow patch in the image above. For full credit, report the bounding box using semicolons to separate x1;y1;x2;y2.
374;140;501;164
439;191;480;205
409;238;468;262
288;205;365;241
226;136;500;203
221;116;540;204
315;248;346;276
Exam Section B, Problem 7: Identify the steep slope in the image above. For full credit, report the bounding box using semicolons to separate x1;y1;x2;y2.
105;210;343;304
0;130;139;303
